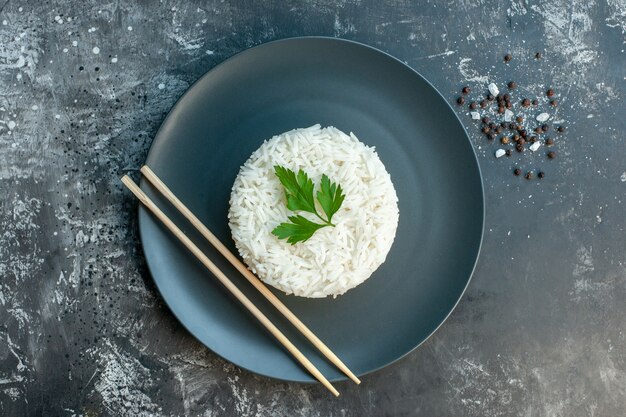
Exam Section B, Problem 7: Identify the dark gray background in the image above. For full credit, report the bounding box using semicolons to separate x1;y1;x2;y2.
0;0;624;416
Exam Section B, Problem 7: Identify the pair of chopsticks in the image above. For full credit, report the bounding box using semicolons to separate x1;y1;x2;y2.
121;166;360;396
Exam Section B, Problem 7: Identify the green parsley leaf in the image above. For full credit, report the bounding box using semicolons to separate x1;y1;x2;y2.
316;174;345;224
271;215;327;244
271;166;346;244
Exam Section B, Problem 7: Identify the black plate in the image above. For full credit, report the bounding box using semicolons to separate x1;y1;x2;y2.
139;37;483;382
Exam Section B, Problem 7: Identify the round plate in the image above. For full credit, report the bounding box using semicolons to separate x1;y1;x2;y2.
139;37;483;382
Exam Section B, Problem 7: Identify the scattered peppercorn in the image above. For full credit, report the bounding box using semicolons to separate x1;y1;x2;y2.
532;99;539;106
469;101;478;109
525;171;533;180
504;53;512;62
557;125;566;133
501;136;510;144
506;102;513;109
538;171;545;179
489;122;497;130
79;66;84;71
487;133;495;140
546;89;555;97
534;127;543;134
480;100;487;108
520;129;528;138
535;52;542;59
541;124;549;132
498;106;505;114
516;116;523;123
457;96;465;105
495;126;503;134
487;93;495;101
509;122;516;130
529;136;537;143
513;134;520;142
514;168;522;176
522;98;530;107
519;138;526;145
482;116;490;124
505;149;512;156
516;143;524;152
462;86;471;94
508;81;517;89
550;100;558;107
482;126;490;134
500;122;508;128
545;137;554;146
547;151;556;159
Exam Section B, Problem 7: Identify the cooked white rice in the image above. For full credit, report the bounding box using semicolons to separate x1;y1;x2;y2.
228;124;399;298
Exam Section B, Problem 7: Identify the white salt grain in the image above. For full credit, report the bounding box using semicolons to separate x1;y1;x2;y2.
504;109;514;122
529;142;541;152
495;149;506;158
488;83;499;96
470;111;480;120
536;113;550;122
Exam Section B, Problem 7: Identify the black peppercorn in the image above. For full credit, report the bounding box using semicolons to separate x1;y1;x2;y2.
550;100;557;107
482;126;490;134
535;52;542;59
487;133;495;140
509;122;516;130
519;138;526;145
469;101;478;109
516;143;525;152
503;93;510;101
514;168;522;176
541;124;549;132
532;99;539;106
495;126;503;134
534;127;543;134
482;116;490;124
505;149;512;156
525;171;533;180
487;93;494;101
546;89;555;97
501;136;510;144
498;106;505;114
489;122;497;129
557;125;566;133
520;129;527;138
457;96;465;105
529;136;537;143
545;137;554;146
480;100;488;108
462;86;471;94
508;81;517;89
522;98;530;107
538;171;545;179
513;134;520;142
504;53;512;62
516;116;523;123
506;102;512;109
547;151;556;159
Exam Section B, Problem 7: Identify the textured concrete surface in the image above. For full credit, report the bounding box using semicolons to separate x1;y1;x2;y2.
1;0;625;416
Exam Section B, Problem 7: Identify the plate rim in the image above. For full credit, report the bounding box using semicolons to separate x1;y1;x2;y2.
138;36;485;383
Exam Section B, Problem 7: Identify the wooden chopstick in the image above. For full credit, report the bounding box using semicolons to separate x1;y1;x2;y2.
121;175;340;396
140;165;361;385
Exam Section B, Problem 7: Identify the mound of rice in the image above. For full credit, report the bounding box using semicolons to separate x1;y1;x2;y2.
228;124;399;298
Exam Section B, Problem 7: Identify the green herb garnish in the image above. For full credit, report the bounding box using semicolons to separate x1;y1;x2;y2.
271;166;345;244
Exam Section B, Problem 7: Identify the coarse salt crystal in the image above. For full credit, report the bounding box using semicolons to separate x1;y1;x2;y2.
536;113;550;122
504;109;514;122
529;142;541;152
495;149;506;158
470;111;480;120
488;83;499;96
